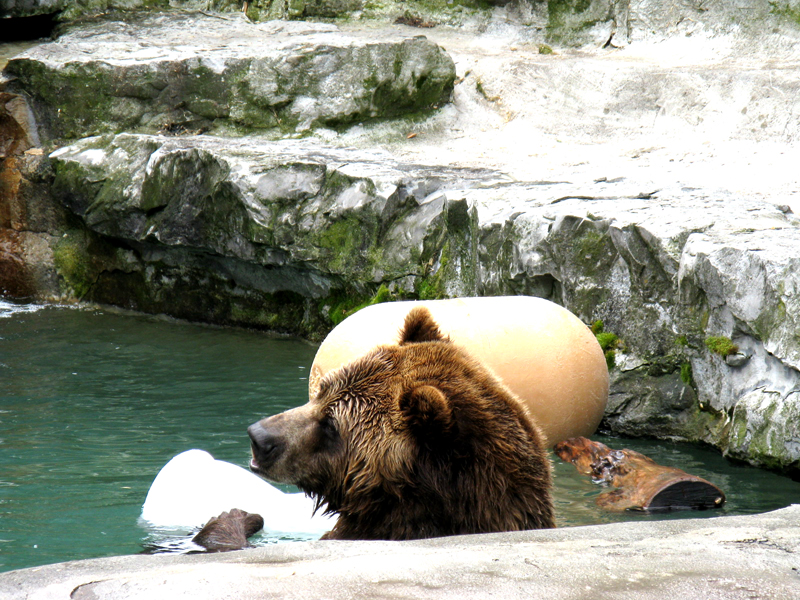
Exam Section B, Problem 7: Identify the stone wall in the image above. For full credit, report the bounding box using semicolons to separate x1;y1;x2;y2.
2;3;799;474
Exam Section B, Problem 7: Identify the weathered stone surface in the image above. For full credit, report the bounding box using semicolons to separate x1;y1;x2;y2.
0;0;65;18
545;0;800;47
0;227;58;296
45;132;491;333
43;127;800;473
0;0;363;20
4;12;455;140
3;4;800;472
0;90;63;297
2;505;799;599
0;0;242;19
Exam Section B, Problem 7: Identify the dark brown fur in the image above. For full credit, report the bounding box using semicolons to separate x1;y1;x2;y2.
248;307;554;540
191;509;264;552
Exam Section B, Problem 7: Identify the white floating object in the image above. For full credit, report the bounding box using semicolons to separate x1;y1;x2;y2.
140;449;334;537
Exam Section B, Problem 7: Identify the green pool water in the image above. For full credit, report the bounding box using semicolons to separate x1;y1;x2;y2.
1;300;798;574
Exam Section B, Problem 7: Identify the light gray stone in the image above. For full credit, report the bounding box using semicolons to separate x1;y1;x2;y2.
4;12;455;139
3;3;800;471
44;127;800;471
543;0;798;47
1;505;799;599
0;0;66;18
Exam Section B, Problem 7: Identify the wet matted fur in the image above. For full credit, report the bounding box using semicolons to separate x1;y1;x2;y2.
249;306;555;540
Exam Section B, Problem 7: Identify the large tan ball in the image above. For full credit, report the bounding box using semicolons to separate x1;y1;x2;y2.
310;296;609;447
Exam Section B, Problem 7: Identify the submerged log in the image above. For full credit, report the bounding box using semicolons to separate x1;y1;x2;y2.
192;509;264;552
554;436;726;512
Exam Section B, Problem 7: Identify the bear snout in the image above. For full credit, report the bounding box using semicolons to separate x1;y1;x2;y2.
248;421;285;474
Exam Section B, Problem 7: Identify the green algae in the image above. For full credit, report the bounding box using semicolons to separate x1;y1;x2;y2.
52;226;134;301
753;296;787;342
6;60;116;139
680;361;693;386
546;0;606;45
590;319;621;370
770;1;800;27
325;283;394;326
705;336;739;357
360;0;493;27
572;226;616;278
53;229;95;298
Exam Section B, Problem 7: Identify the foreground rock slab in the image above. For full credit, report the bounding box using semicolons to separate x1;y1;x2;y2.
4;11;455;140
1;505;798;599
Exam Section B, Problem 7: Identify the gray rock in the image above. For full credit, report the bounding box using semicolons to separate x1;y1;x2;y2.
44;132;494;333
2;505;799;599
288;0;365;19
544;0;797;47
44;128;800;472
0;0;66;19
4;4;800;472
725;352;750;368
0;1;247;20
0;0;363;20
4;12;455;140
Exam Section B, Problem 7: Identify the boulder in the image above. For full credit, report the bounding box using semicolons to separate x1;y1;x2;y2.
3;4;800;475
0;0;361;21
45;132;494;333
3;12;455;140
2;506;800;599
43;127;800;472
0;0;66;19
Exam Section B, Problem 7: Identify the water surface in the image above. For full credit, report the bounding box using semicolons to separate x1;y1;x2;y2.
1;301;798;573
1;301;315;572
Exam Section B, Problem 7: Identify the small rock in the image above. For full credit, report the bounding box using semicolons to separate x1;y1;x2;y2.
725;353;750;368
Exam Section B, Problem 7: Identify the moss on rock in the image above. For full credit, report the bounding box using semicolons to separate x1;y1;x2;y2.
680;361;693;386
591;319;621;370
52;226;134;300
705;336;739;357
323;283;394;326
52;229;95;298
546;0;609;45
7;14;456;141
770;1;800;28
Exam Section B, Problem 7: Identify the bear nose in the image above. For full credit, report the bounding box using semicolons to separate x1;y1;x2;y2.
248;421;284;468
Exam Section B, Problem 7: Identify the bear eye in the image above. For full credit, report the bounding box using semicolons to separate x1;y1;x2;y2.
320;415;337;433
318;415;340;448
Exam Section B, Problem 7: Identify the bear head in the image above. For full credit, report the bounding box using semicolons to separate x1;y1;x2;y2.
248;306;554;540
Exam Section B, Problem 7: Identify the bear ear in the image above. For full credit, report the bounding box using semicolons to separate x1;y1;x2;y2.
399;307;446;345
399;385;453;437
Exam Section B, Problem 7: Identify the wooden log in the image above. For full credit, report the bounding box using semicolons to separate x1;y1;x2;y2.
192;509;264;552
554;436;726;512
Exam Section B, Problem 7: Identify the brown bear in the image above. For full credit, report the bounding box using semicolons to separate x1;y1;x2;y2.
248;306;555;540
